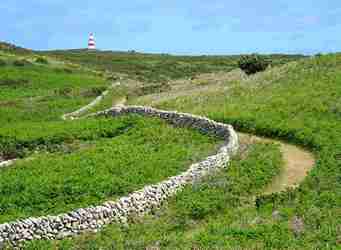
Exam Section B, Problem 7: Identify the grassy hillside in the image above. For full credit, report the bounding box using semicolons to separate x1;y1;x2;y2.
136;54;341;249
41;49;304;83
0;52;109;124
24;142;283;250
0;42;32;55
0;115;221;223
1;43;339;249
38;48;304;112
0;48;222;226
24;53;341;249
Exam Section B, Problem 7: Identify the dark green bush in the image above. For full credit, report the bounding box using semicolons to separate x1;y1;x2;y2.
53;67;73;74
81;86;107;97
62;67;73;73
35;57;49;64
0;78;29;87
106;74;120;81
133;82;171;97
54;87;74;97
13;59;31;67
238;54;269;75
0;59;6;66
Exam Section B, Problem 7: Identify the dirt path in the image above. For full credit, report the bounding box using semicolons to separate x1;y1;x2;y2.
238;133;315;194
62;82;121;120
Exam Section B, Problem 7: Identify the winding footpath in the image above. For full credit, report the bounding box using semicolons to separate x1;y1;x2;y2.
61;82;121;120
238;133;315;195
0;82;315;247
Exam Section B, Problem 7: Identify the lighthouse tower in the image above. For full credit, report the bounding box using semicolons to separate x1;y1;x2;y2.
88;33;96;50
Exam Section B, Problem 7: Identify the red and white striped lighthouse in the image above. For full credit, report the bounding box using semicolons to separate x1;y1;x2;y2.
88;33;96;50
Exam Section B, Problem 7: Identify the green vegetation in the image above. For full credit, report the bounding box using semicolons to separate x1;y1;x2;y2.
0;56;108;124
79;87;127;116
238;54;269;75
1;42;339;249
0;47;222;229
0;59;6;67
34;57;49;64
13;59;31;67
42;50;238;83
39;49;303;111
41;50;303;83
0;115;221;223
148;54;341;249
22;142;282;249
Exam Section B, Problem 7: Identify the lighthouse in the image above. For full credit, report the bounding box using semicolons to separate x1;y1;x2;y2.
88;33;96;50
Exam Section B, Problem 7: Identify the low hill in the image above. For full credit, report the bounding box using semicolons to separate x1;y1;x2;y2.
29;51;339;250
0;40;305;84
1;43;339;249
40;49;305;83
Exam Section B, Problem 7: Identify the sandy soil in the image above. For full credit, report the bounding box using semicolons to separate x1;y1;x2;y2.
238;133;315;194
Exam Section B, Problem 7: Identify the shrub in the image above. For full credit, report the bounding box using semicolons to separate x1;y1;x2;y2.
35;57;49;64
54;87;74;97
238;54;269;75
135;83;171;96
0;78;29;87
54;67;73;74
81;86;107;97
106;74;120;81
0;59;6;67
62;67;73;73
13;59;31;67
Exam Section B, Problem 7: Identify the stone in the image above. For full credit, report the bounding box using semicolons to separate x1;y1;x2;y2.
272;210;281;220
290;216;304;235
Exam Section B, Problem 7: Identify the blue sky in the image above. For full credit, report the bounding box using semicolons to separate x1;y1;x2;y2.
1;0;341;55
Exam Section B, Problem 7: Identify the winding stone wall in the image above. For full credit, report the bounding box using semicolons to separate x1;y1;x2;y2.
0;105;238;247
0;159;17;169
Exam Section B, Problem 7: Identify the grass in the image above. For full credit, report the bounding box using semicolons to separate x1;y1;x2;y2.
0;55;108;124
21;142;282;249
145;54;341;249
42;50;239;83
79;86;127;117
35;53;339;249
41;50;304;83
1;43;339;249
0;49;222;228
0;115;222;223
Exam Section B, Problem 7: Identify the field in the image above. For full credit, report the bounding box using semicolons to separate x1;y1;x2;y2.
24;142;283;250
41;49;303;83
133;54;341;249
0;115;221;223
0;44;340;249
0;52;108;123
0;50;222;223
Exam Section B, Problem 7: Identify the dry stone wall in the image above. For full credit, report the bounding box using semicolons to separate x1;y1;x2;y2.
0;105;238;247
0;159;16;169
